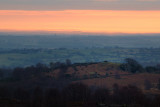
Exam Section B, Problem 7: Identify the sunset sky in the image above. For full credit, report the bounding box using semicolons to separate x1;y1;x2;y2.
0;0;160;34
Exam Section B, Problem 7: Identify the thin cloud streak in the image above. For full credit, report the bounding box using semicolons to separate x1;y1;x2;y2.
0;0;160;10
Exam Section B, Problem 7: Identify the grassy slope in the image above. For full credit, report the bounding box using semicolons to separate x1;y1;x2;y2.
46;62;160;94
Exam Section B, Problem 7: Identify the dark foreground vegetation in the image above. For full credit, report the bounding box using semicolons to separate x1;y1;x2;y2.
0;58;160;106
1;82;160;107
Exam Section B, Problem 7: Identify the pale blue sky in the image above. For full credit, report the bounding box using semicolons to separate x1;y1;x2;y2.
0;0;160;10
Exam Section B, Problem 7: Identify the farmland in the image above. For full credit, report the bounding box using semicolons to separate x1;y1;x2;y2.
0;47;160;68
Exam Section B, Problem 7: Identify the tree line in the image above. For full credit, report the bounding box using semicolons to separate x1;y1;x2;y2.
0;83;160;107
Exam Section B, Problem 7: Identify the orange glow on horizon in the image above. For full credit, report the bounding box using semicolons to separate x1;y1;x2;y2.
0;10;160;34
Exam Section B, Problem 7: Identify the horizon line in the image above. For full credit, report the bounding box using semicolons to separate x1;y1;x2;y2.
0;30;160;36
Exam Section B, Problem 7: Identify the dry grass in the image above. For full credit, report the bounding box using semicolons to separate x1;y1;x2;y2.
46;62;160;94
78;73;160;94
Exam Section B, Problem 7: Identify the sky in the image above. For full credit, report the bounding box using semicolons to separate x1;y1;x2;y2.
0;0;160;34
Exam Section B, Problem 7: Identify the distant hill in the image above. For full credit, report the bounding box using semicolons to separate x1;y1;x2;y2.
1;61;160;95
46;62;160;92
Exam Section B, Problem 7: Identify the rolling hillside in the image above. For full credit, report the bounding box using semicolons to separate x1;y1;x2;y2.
45;62;160;94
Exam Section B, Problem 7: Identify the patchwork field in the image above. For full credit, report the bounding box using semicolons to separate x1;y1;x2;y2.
0;48;160;68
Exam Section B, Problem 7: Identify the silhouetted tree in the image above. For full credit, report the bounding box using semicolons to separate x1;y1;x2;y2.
45;88;61;107
120;58;144;73
112;83;120;104
49;62;55;70
156;64;160;70
36;63;49;72
94;88;110;105
58;63;68;79
66;59;71;66
14;88;30;101
24;65;37;79
113;85;145;105
153;95;160;107
12;67;25;80
0;69;3;78
54;62;61;68
145;66;157;73
63;83;91;104
32;87;44;107
0;87;11;98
